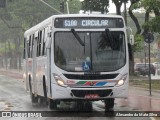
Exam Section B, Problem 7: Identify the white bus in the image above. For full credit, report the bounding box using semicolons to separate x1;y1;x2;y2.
23;14;133;111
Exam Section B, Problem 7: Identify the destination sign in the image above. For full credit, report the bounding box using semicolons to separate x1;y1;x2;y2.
54;17;124;28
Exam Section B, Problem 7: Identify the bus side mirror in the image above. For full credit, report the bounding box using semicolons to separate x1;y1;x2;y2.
127;27;134;45
129;34;134;45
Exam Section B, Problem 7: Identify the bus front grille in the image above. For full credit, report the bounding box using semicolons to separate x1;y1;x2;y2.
64;74;118;80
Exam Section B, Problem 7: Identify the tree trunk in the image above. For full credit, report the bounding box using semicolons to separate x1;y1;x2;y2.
116;4;121;15
128;0;141;74
128;6;141;34
112;0;122;15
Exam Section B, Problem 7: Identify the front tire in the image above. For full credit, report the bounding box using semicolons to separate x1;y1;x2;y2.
76;101;85;111
48;99;58;110
29;76;38;104
104;98;114;112
84;101;93;112
31;93;38;104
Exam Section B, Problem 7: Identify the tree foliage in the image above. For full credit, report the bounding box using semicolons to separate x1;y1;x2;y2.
0;0;81;69
81;0;109;13
141;0;160;33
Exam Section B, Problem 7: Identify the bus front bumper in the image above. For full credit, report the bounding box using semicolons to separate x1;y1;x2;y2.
50;83;128;100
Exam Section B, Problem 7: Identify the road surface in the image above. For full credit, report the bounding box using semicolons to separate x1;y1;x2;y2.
0;74;154;120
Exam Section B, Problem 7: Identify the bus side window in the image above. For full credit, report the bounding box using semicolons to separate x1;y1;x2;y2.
42;29;46;56
43;27;49;55
31;34;34;58
23;38;26;59
41;29;45;56
28;36;32;58
37;32;40;57
39;30;42;56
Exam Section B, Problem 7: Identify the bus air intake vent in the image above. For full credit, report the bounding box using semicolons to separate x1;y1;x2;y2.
71;89;112;97
63;74;118;80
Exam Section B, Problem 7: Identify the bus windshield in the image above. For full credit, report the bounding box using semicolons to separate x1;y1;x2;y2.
54;31;126;72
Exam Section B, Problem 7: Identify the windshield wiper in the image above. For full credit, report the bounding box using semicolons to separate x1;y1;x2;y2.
105;28;117;50
71;29;85;46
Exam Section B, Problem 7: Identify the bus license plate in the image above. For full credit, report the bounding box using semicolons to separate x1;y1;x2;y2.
85;94;99;99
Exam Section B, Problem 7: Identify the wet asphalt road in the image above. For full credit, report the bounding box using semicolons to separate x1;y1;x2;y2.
0;75;153;120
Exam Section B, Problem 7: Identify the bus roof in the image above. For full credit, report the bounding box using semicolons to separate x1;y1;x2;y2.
53;14;123;18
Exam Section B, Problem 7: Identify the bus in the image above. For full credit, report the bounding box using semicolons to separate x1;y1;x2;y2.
23;14;133;111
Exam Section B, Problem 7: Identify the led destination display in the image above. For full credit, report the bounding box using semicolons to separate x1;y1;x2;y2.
54;17;124;28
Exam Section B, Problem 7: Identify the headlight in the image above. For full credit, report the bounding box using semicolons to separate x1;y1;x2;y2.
115;74;128;87
117;79;124;86
53;74;67;87
23;73;26;79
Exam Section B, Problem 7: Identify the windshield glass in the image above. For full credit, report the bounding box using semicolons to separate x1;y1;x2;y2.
54;31;126;72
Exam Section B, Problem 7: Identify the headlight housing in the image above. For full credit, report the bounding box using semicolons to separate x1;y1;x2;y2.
115;74;128;87
53;74;67;87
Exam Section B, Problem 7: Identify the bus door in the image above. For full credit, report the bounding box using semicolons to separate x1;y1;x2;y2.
24;36;29;91
32;32;38;95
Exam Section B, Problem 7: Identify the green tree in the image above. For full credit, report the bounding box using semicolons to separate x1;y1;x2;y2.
142;0;160;33
0;0;81;69
81;0;109;13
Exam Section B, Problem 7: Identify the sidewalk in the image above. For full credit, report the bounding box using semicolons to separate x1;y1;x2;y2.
0;69;23;79
116;86;160;111
0;69;160;111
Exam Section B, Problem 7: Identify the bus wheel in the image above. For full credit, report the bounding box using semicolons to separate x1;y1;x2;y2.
76;101;85;111
38;96;46;105
43;76;48;104
29;76;38;104
84;101;92;112
104;98;114;112
31;94;38;104
48;99;58;110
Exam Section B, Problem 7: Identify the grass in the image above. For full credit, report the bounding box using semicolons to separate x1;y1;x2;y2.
129;79;160;90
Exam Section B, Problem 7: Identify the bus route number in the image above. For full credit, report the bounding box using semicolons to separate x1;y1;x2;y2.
64;20;77;27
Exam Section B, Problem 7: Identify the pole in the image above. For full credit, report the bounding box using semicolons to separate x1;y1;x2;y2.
148;42;151;96
5;40;7;70
124;2;127;26
66;1;69;14
144;44;146;67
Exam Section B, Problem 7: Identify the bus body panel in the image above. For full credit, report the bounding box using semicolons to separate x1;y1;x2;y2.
50;62;129;100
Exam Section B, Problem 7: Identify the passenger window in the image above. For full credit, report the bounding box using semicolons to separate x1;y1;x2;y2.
37;32;40;57
23;38;26;59
28;36;32;58
31;34;34;58
42;29;45;56
39;30;42;56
